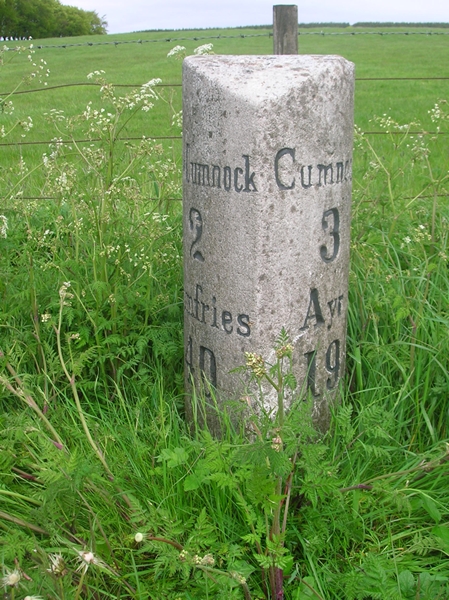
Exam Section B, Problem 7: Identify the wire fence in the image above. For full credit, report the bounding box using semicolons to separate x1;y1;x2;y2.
2;29;449;51
2;30;447;203
1;77;448;99
1;75;448;148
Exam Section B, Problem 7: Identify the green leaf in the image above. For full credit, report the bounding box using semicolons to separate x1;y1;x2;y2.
432;525;449;551
398;570;415;597
183;459;210;491
157;447;189;468
183;473;201;491
422;495;441;523
284;372;297;390
294;576;319;599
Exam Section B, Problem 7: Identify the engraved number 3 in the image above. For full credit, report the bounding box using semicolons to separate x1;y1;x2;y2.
320;207;340;263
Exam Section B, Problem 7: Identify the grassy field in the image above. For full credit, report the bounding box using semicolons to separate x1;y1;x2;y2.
0;26;449;600
1;25;448;192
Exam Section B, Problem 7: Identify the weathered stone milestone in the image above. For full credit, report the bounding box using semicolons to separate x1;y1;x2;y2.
183;55;355;431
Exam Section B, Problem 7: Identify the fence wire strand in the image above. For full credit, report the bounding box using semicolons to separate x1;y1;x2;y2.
2;130;448;148
2;29;449;51
1;76;448;98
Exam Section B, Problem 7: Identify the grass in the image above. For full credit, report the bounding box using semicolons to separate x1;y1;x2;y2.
0;25;449;600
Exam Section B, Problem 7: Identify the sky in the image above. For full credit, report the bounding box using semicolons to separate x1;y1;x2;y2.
60;0;449;35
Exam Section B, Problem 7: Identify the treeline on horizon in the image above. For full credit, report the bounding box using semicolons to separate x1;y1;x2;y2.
138;22;449;34
0;0;107;39
351;22;449;28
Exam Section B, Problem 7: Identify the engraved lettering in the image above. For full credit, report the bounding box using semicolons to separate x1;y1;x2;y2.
304;349;320;397
193;163;210;186
185;150;257;193
300;288;324;331
300;165;313;189
222;310;233;333
200;345;217;389
185;283;251;339
193;284;209;323
320;208;340;263
193;284;202;320
275;147;295;190
336;162;344;183
223;166;232;191
326;339;340;389
243;155;257;192
327;298;337;330
185;336;194;376
189;208;205;263
234;167;243;192
212;165;221;188
318;164;333;186
327;294;344;330
345;159;352;181
211;296;219;329
237;314;251;337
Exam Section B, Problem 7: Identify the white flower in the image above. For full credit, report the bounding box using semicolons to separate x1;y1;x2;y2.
167;45;186;58
59;281;74;305
193;43;214;55
134;532;144;543
0;215;8;238
2;568;21;587
87;69;105;80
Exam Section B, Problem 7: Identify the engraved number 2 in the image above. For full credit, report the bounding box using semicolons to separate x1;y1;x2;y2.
320;208;340;263
189;208;205;262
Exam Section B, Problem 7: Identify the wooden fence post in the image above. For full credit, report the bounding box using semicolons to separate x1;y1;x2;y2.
273;5;298;55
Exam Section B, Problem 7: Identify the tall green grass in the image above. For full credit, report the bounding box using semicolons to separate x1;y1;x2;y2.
0;26;449;600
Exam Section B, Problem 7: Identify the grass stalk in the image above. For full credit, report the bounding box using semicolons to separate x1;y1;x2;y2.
55;297;114;480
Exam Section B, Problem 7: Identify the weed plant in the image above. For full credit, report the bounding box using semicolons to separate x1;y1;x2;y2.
1;33;449;600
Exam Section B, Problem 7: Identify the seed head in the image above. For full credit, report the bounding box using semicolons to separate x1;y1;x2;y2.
76;550;105;573
275;343;294;359
2;568;21;587
245;352;266;378
230;571;247;584
271;436;283;452
47;553;67;577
